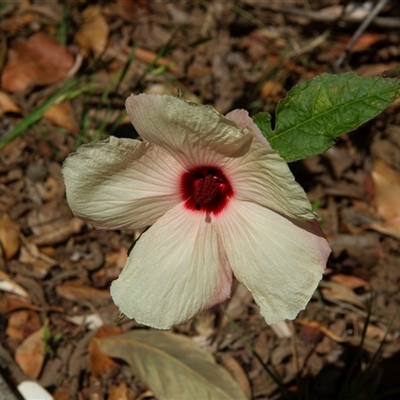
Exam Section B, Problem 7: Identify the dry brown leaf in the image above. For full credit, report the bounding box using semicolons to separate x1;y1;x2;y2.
97;330;248;399
6;310;41;341
134;47;179;75
116;0;150;23
223;283;253;323
369;159;400;239
89;325;122;378
372;158;400;221
108;382;129;400
32;217;83;245
0;91;21;115
0;294;63;314
219;354;252;400
0;212;20;259
0;270;29;298
43;101;79;133
330;273;369;290
75;5;109;55
353;32;383;52
1;32;74;92
260;80;283;101
56;280;110;301
14;325;46;379
360;322;394;342
320;281;365;309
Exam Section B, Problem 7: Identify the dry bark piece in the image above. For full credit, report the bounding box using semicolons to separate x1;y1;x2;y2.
1;32;74;92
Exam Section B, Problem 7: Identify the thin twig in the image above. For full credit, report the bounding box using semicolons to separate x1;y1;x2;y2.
242;1;400;28
334;0;389;71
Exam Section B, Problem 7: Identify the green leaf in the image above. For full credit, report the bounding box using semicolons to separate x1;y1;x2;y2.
252;112;272;138
97;330;248;400
254;72;400;162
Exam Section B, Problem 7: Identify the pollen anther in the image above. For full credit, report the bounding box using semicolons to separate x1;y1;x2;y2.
181;166;233;214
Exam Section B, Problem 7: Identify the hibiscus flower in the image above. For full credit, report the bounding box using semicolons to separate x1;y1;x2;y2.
62;94;331;329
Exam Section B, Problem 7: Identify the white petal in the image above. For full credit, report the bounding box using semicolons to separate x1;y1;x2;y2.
125;94;253;164
215;200;330;325
224;141;316;221
110;203;232;329
223;109;315;221
225;109;272;150
62;136;182;230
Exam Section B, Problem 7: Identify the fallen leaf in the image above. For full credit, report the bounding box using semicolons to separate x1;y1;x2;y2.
108;382;129;400
359;322;393;342
219;354;251;399
116;0;150;23
134;47;179;74
89;326;122;378
339;32;382;53
0;212;20;259
223;283;253;324
1;32;74;92
260;80;284;101
320;281;365;309
56;280;110;301
0;91;21;115
75;5;109;56
43;101;79;133
97;330;248;400
14;325;46;379
330;273;369;290
0;295;63;314
0;270;29;298
369;158;400;239
372;158;400;221
32;217;83;245
6;310;41;341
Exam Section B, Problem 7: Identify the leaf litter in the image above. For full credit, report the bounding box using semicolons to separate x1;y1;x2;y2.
1;1;400;399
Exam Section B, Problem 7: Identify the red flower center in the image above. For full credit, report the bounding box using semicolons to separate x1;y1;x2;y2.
181;166;233;214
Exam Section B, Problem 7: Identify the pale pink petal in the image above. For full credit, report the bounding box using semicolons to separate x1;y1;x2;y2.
62;136;182;230
215;199;330;325
222;142;315;221
125;94;252;164
110;203;232;329
225;109;272;150
223;108;315;221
